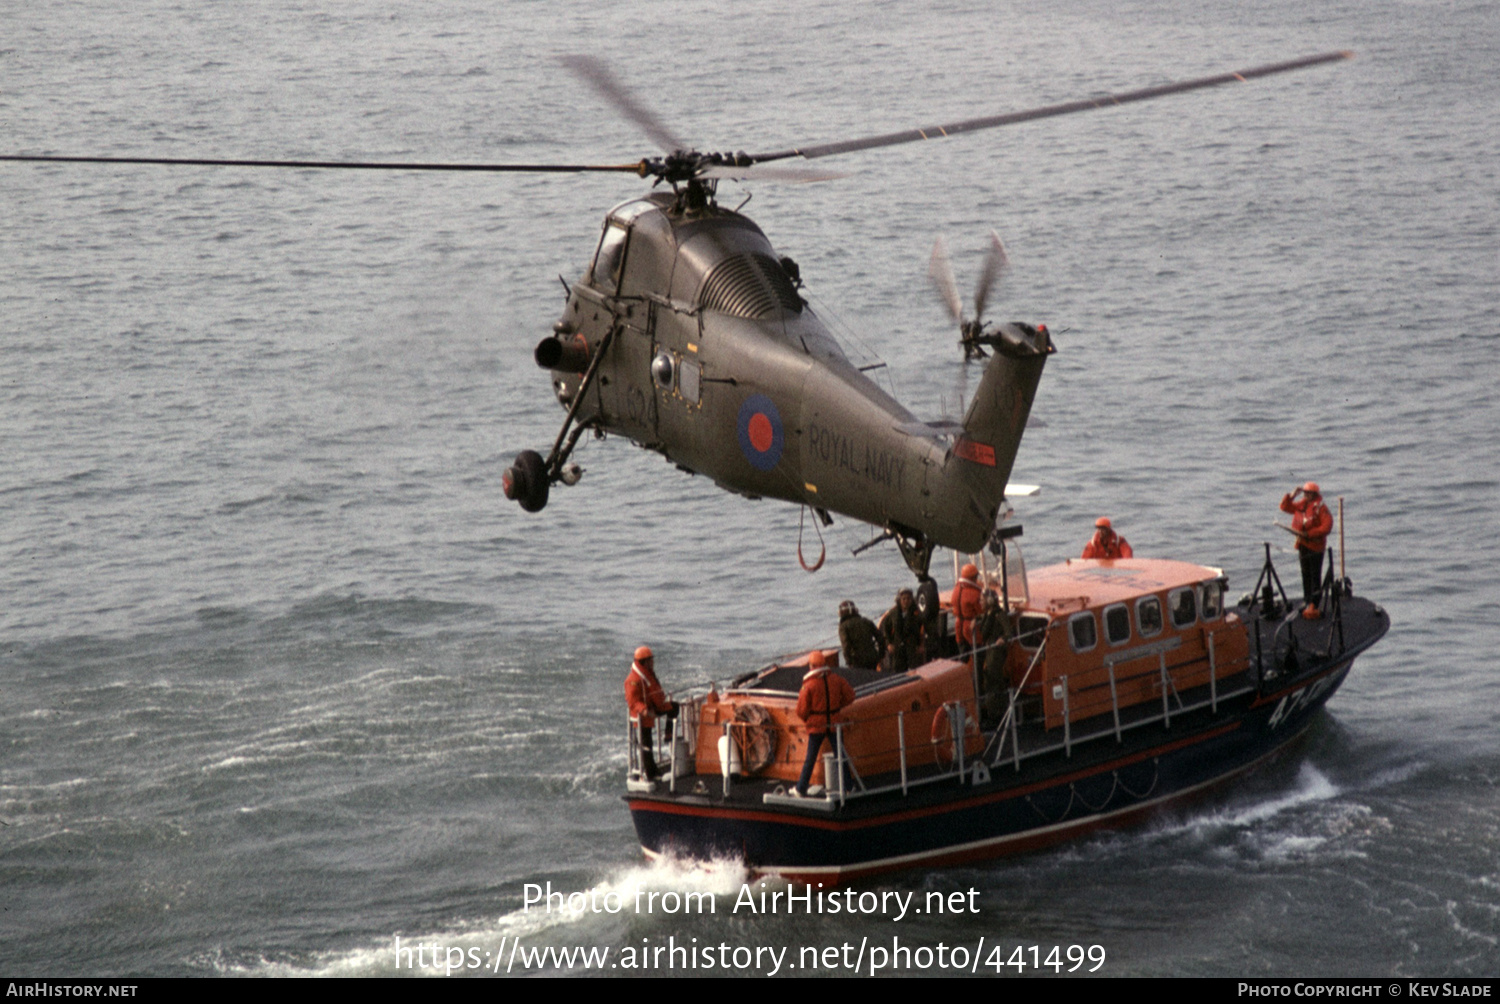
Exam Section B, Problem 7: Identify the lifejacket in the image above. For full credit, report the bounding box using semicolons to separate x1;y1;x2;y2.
796;667;856;733
624;660;672;727
1082;529;1133;559
951;576;983;647
1281;494;1332;552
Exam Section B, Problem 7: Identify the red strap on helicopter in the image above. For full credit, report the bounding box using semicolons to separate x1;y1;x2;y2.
798;506;826;572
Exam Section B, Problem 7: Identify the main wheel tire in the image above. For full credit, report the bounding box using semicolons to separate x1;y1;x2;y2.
503;449;550;512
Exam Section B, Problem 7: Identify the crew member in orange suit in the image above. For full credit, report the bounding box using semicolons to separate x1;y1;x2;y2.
625;645;676;780
1281;482;1333;612
951;562;984;657
1082;517;1133;559
794;650;856;797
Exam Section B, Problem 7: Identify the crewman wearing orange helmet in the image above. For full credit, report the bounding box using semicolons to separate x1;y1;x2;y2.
794;649;856;797
1280;482;1333;612
951;562;984;656
625;645;676;780
1082;517;1133;560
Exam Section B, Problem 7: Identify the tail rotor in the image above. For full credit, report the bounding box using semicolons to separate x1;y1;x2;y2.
929;230;1010;361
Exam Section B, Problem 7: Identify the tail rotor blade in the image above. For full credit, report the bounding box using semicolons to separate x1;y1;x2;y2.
929;237;965;327
973;230;1010;322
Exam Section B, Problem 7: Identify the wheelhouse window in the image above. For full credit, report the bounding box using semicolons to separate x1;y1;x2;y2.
1069;612;1097;652
1016;614;1049;650
1104;603;1131;644
590;221;629;291
1136;596;1163;638
1169;587;1197;628
1199;580;1223;620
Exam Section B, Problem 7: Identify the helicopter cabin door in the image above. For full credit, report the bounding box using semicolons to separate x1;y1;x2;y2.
588;211;658;443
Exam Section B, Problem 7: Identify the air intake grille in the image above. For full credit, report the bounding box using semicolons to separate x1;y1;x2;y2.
697;253;803;318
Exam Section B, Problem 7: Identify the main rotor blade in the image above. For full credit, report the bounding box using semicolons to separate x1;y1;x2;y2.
0;153;648;174
973;230;1009;321
751;51;1353;163
557;55;686;154
928;237;965;326
697;163;847;183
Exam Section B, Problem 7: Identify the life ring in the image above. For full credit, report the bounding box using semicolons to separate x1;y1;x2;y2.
931;702;980;768
732;702;779;774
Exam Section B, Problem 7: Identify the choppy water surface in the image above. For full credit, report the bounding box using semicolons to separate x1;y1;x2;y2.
2;0;1497;978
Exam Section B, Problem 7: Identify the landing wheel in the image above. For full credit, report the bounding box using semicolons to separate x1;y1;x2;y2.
503;449;550;512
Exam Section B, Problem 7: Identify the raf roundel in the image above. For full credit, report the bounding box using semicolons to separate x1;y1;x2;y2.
736;394;784;472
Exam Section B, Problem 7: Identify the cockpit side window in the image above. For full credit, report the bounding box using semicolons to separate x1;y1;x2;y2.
591;221;630;292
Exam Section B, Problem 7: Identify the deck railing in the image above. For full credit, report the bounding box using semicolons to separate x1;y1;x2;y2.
632;631;1254;808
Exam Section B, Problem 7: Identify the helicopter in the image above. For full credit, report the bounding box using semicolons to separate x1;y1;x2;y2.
500;51;1351;579
3;51;1351;581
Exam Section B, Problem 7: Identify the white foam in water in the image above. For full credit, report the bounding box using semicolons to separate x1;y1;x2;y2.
1357;758;1429;792
1217;763;1340;829
1136;762;1342;846
236;854;750;977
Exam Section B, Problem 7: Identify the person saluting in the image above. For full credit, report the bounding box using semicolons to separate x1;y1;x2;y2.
1280;482;1333;612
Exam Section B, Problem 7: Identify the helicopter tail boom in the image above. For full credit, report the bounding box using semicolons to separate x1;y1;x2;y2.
946;323;1053;542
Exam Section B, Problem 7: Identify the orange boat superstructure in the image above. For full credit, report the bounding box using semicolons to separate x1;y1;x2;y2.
690;557;1247;791
1020;558;1250;731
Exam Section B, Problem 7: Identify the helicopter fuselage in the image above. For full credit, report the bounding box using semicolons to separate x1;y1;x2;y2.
527;191;1052;560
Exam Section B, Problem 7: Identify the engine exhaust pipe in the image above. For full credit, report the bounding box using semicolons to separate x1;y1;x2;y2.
534;333;591;373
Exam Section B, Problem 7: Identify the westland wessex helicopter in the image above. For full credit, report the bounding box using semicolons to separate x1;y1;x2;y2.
3;52;1350;582
502;51;1351;581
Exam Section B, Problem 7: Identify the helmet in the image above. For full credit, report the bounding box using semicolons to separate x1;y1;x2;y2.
634;645;654;663
1302;481;1321;495
897;587;914;602
808;649;827;668
1095;517;1112;529
960;563;978;581
839;600;857;618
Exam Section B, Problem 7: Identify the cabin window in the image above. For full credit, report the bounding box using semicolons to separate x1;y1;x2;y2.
1068;612;1097;652
1199;580;1223;620
591;221;629;291
1169;587;1197;628
1104;603;1131;644
1136;596;1163;638
679;358;701;404
1016;614;1049;650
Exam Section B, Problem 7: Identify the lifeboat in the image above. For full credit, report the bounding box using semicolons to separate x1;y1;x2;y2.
624;533;1388;884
